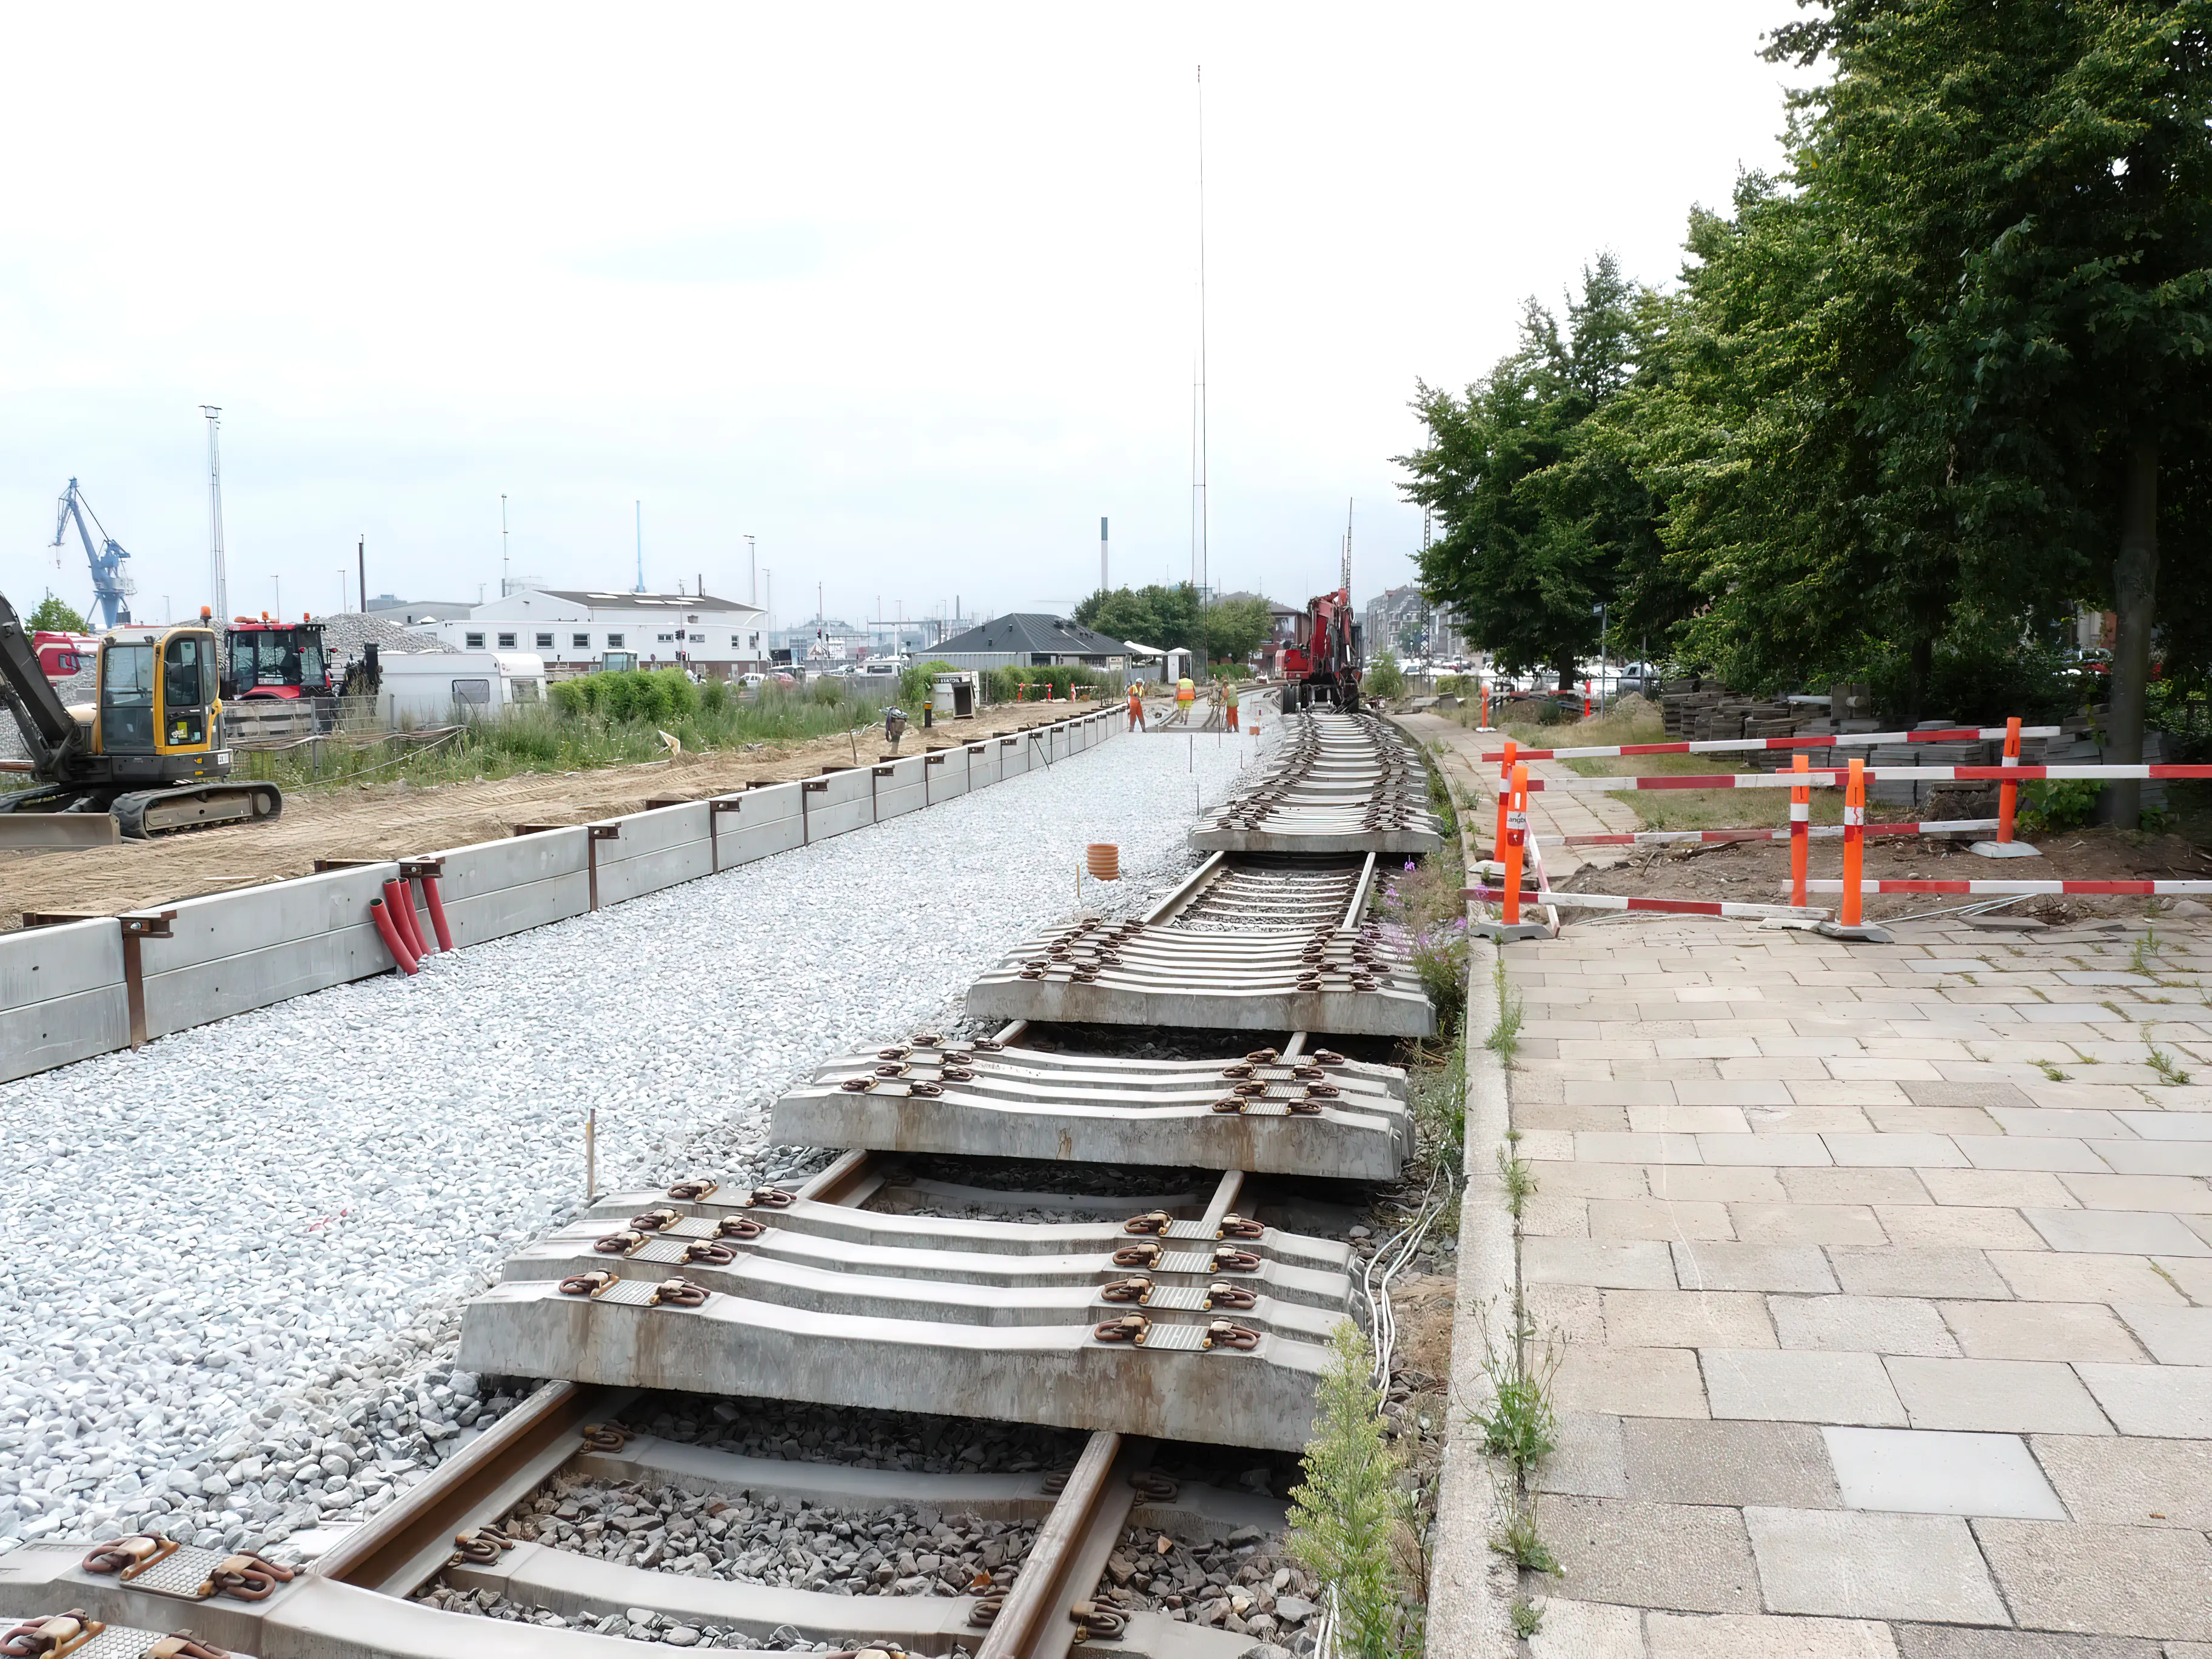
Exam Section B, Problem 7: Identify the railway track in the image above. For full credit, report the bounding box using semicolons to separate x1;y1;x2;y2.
2;710;1456;1659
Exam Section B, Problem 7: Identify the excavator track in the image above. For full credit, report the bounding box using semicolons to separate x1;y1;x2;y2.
110;780;283;837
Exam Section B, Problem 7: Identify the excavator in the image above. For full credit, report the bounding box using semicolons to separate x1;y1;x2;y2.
1279;586;1363;713
0;589;283;839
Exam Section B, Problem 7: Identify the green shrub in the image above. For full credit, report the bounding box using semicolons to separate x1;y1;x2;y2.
1289;1323;1416;1659
984;664;1112;702
549;679;588;716
699;677;731;714
900;659;958;706
1364;652;1407;700
2017;778;2100;834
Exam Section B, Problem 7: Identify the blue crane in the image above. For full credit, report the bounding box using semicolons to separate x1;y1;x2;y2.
50;478;134;629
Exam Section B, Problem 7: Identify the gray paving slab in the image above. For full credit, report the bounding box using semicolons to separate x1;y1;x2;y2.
1532;1410;1628;1497
1885;1358;2115;1435
1526;1598;1645;1659
1525;1236;1678;1289
1972;1520;2212;1641
1620;1417;1842;1509
2028;1435;2212;1528
1702;1349;1908;1426
1531;1495;1761;1613
1645;1611;1902;1657
1771;1295;1960;1356
2073;1362;2212;1436
2026;1209;2212;1257
1821;1426;2064;1518
1940;1301;2146;1362
2114;1303;2212;1364
1672;1241;1840;1293
1894;1626;2161;1658
1829;1247;2015;1299
1744;1507;2008;1623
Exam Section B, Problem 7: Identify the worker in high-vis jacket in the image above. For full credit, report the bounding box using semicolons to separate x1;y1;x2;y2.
1176;675;1196;716
1127;682;1146;732
1224;677;1241;732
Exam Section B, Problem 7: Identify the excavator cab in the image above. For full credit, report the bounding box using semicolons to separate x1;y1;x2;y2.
96;628;218;765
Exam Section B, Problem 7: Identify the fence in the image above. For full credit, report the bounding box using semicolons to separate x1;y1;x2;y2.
0;708;1117;1085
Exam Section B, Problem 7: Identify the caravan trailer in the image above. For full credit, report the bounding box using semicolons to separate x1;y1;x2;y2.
378;651;546;725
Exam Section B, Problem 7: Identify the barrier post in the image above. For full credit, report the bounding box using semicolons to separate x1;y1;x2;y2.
1502;763;1529;926
1493;737;1517;862
1998;717;2022;842
1478;681;1489;729
1582;680;1592;719
1841;758;1865;928
1791;753;1811;910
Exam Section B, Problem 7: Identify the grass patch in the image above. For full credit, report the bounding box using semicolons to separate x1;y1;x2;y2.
1490;1501;1560;1575
2149;1047;2193;1085
2037;1061;2070;1082
1496;1130;1537;1221
1408;1030;1467;1176
2131;929;2165;976
1469;1302;1559;1472
1381;843;1470;1034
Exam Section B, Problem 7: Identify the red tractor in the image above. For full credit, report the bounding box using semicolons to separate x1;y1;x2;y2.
222;615;332;703
1279;586;1363;713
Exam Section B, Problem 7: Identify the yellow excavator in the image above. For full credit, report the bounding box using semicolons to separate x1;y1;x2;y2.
0;589;282;838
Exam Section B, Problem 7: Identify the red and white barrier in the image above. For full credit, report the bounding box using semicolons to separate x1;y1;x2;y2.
1804;879;2212;897
1551;820;1998;846
1520;764;2212;793
1464;883;1826;922
1484;724;2060;762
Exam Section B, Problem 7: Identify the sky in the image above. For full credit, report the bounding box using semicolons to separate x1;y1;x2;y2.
0;3;1814;635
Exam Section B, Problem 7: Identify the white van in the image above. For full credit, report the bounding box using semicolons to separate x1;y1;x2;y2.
378;651;546;725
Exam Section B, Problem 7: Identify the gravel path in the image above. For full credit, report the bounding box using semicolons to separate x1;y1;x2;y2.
0;717;1269;1557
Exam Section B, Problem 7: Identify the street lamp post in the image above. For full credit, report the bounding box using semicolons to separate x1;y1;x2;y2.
1592;601;1609;714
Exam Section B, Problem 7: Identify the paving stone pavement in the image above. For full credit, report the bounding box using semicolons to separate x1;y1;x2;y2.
1500;906;2212;1655
1407;705;2212;1655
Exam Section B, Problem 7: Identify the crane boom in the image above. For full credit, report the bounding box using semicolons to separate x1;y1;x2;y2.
50;478;135;628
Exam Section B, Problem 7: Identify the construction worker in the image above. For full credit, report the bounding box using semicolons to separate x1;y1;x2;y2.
1225;676;1240;732
1176;675;1196;718
1127;680;1147;732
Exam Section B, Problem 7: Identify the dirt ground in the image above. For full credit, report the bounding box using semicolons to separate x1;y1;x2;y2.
0;700;1108;933
1557;821;2212;923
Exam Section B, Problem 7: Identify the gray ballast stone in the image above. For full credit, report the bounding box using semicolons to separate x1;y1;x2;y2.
455;1279;1332;1453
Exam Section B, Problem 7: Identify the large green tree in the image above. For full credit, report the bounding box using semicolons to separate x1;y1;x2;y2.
27;595;89;634
1399;255;1660;687
1074;583;1273;662
1638;0;2212;820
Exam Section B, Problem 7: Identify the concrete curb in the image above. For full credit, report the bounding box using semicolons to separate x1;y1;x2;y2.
1422;799;1521;1653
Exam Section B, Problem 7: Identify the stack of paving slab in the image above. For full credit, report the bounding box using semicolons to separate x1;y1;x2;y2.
771;1030;1412;1178
1189;711;1441;854
458;1175;1353;1452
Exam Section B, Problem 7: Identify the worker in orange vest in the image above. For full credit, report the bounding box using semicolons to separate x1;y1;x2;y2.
1127;681;1147;732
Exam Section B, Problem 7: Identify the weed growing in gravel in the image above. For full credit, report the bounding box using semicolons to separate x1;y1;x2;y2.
2149;1047;2193;1085
1511;1597;1546;1638
1490;1498;1560;1575
1496;1131;1537;1222
1289;1323;1417;1659
1470;1301;1559;1472
2130;930;2165;976
1485;958;1524;1067
1381;849;1470;1033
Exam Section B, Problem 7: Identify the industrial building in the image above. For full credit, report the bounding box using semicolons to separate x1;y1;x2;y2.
407;588;767;677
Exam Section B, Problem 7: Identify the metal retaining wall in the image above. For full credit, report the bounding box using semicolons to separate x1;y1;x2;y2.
0;712;1116;1084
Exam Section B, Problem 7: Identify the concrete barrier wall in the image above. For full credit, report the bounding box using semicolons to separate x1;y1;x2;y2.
592;803;714;908
437;827;592;946
139;864;400;1041
0;917;127;1084
0;714;1112;1082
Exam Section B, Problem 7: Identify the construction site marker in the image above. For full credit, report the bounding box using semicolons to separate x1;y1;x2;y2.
1483;723;2061;762
1464;884;1828;922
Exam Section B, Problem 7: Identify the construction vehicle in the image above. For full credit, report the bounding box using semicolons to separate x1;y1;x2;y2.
0;590;283;839
50;478;135;629
222;615;333;742
1279;586;1363;712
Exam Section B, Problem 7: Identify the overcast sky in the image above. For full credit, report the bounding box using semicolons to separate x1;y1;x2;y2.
0;3;1811;634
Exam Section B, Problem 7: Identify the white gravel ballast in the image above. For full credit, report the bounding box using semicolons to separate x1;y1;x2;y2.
0;716;1273;1558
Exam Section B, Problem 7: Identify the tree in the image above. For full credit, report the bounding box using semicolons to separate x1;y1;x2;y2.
1399;256;1660;687
27;595;88;634
1204;593;1274;662
1634;0;2212;819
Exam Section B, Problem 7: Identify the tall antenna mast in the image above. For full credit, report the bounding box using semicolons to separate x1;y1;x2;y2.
501;494;511;597
1101;516;1109;594
201;406;226;622
1342;498;1353;595
1191;65;1210;656
634;501;646;593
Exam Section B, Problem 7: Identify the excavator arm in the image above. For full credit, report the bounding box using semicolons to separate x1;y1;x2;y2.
0;589;88;780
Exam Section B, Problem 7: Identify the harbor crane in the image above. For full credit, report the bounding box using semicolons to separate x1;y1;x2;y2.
50;478;136;628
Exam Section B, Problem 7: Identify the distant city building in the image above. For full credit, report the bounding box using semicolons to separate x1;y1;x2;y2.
410;588;766;677
1360;586;1468;662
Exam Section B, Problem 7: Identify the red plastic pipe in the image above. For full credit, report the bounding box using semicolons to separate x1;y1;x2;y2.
381;878;427;961
369;897;419;975
420;874;454;952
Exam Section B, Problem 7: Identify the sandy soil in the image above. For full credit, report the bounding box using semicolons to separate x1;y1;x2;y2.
1556;822;2212;922
0;701;1111;931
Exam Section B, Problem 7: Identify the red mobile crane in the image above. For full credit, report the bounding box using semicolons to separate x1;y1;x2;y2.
1279;586;1362;713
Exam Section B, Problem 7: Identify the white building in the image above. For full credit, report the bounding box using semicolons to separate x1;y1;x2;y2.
411;588;767;679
